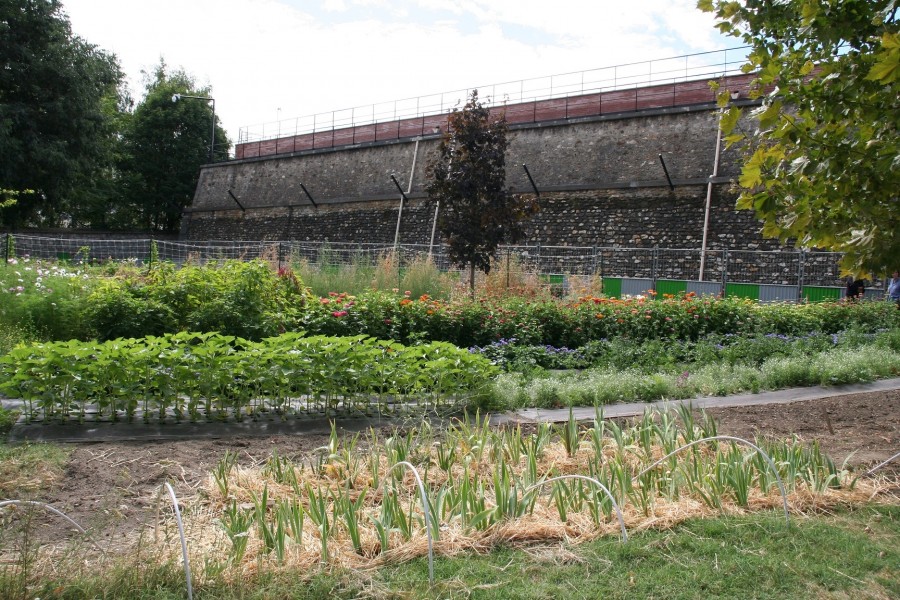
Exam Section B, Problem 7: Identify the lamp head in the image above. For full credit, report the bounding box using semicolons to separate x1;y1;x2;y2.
172;93;181;103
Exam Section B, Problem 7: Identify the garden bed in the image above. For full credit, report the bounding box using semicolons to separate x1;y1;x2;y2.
9;389;898;544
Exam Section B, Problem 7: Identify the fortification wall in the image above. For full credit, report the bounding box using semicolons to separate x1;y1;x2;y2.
184;100;770;251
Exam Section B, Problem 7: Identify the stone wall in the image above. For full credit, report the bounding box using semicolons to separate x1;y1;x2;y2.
184;102;770;251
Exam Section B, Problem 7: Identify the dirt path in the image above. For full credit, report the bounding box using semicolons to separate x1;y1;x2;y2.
11;390;900;541
704;389;899;472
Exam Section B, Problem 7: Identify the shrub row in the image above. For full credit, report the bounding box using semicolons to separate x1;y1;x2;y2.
0;331;497;422
301;290;899;348
2;259;898;347
0;260;311;342
471;328;900;373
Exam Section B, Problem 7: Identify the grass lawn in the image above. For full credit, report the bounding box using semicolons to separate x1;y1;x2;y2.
375;506;899;599
4;505;896;599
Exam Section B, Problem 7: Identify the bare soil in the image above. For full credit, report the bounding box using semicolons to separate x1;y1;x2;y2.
14;390;900;542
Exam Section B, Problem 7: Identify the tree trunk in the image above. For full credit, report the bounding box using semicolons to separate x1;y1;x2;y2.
469;262;476;299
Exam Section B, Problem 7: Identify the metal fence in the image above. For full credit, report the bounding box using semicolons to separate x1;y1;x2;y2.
237;47;750;145
3;234;886;297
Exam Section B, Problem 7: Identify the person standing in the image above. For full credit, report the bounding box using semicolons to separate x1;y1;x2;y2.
889;270;900;306
845;277;865;301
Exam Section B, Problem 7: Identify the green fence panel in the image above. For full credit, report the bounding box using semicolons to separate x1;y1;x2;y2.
544;274;565;285
725;282;760;300
802;286;841;302
603;277;622;298
655;279;687;297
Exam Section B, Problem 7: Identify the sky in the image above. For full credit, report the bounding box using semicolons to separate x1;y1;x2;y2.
63;0;743;148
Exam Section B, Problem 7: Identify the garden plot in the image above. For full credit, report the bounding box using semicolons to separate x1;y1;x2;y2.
3;392;898;596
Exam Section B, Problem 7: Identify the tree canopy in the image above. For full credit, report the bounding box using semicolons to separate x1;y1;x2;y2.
0;1;229;233
700;0;900;276
425;90;538;294
0;0;124;227
119;63;229;232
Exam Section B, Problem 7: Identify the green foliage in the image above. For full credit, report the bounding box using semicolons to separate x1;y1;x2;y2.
4;256;898;350
0;259;97;341
488;338;900;409
0;0;126;227
118;62;230;231
0;259;311;342
144;260;298;340
0;321;31;357
0;406;17;437
303;291;899;349
700;0;900;275
0;331;498;422
424;90;539;294
86;280;177;339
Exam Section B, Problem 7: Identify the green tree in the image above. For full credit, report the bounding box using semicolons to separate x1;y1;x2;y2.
119;63;229;232
699;0;900;276
425;90;538;296
0;0;124;227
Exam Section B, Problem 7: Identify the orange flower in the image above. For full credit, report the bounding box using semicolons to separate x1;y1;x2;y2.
595;313;604;319
399;298;412;306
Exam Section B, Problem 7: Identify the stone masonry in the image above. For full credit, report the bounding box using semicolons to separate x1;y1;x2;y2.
183;101;772;252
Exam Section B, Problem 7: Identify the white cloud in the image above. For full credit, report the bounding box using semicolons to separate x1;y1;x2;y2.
63;0;739;146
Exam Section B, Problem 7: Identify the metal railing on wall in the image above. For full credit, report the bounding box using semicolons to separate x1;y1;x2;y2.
3;234;887;300
236;47;750;147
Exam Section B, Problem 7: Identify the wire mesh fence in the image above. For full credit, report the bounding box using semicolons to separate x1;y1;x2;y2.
3;234;887;296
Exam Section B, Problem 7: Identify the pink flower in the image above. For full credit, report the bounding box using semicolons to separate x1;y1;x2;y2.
332;310;348;317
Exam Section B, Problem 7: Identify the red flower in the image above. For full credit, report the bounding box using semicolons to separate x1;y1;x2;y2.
332;310;348;317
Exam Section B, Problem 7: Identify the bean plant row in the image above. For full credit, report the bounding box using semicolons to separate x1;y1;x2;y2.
0;331;497;422
195;408;862;572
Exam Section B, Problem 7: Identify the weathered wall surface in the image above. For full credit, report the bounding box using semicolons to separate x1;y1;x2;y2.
184;103;769;250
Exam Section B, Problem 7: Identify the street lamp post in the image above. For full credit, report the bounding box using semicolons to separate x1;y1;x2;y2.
171;93;216;163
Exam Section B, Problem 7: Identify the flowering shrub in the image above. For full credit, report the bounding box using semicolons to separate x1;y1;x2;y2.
0;257;98;340
3;258;898;348
297;290;899;349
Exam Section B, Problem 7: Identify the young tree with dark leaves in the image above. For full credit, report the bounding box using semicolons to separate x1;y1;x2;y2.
425;90;538;296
